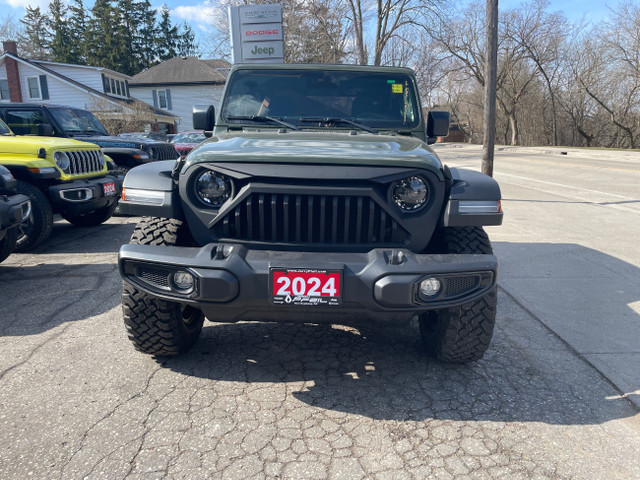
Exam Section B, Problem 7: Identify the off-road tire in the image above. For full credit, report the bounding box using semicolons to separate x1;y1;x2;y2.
0;227;18;263
62;201;117;227
122;217;204;356
14;181;53;252
419;226;497;363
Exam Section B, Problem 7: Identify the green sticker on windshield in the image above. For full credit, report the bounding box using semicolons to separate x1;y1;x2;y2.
387;80;396;84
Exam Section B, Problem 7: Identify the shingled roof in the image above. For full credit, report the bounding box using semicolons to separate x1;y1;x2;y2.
130;57;230;86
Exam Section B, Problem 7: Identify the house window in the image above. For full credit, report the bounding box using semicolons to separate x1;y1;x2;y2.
152;89;172;110
103;76;129;98
27;77;41;99
0;79;9;100
158;90;167;109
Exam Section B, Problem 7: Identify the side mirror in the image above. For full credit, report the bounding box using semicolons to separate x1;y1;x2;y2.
426;110;450;144
193;105;215;137
37;123;54;136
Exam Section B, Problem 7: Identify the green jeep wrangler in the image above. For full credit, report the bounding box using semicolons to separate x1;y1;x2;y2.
118;64;503;363
0;117;122;251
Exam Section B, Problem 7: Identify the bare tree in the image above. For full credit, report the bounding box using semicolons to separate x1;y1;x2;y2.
430;2;537;145
509;1;571;145
0;15;23;43
345;0;368;64
90;97;159;134
285;0;349;63
573;4;640;149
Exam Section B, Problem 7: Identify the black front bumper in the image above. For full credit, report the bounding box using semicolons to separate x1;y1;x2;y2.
119;244;497;323
0;193;30;237
48;174;122;215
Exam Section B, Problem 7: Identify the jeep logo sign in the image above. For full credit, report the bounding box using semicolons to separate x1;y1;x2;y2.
243;42;283;60
229;4;284;64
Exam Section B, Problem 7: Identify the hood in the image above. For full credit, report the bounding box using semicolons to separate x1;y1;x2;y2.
71;135;171;148
187;131;442;171
0;135;100;155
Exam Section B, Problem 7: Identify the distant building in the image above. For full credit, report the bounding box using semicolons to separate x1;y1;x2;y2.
129;57;230;131
0;41;178;133
438;123;466;143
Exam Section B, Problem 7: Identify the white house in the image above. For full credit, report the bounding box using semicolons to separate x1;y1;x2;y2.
0;41;178;133
129;57;229;131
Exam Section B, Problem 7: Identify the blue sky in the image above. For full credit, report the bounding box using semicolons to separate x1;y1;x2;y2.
0;0;620;52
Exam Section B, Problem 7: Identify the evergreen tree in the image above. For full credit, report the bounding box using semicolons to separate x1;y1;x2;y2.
48;0;74;63
157;5;178;61
68;0;89;64
137;0;158;69
85;0;128;72
18;6;51;59
116;0;143;75
176;22;198;58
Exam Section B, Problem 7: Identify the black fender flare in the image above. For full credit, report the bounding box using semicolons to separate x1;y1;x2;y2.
119;160;183;219
442;168;503;227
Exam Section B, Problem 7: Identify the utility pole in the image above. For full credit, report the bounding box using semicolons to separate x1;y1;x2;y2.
482;0;498;177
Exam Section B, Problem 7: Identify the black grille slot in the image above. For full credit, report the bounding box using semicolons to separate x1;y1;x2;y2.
218;193;408;245
138;266;170;288
157;145;177;160
67;150;103;175
444;276;480;296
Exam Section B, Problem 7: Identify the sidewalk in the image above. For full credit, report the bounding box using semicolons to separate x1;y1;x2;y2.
440;144;640;410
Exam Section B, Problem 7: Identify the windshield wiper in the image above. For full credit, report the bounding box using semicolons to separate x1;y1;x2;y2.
299;117;378;134
226;115;300;131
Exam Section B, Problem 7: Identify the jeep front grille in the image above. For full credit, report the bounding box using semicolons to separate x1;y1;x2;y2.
67;150;104;175
151;145;178;160
216;193;409;245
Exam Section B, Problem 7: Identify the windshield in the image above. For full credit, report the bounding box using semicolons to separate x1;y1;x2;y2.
49;107;109;136
221;69;421;130
0;118;11;135
172;132;207;144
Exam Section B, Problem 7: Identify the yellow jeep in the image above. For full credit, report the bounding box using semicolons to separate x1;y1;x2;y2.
0;117;122;251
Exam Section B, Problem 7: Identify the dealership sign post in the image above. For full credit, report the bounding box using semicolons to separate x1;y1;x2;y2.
229;4;284;64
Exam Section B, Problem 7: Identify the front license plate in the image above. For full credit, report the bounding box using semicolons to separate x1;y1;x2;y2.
270;268;342;306
103;181;116;196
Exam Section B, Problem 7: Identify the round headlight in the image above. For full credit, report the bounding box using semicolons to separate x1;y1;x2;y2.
149;147;157;159
98;151;106;168
53;151;70;172
195;171;232;207
393;176;428;211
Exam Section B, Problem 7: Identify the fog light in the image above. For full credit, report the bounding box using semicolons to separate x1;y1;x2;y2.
173;271;195;292
419;277;441;297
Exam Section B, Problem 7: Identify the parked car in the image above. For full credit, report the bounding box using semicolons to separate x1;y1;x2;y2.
118;63;503;363
170;131;207;158
0;104;177;172
0;117;122;251
0;165;30;263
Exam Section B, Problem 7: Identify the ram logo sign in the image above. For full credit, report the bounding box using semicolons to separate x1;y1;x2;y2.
229;4;284;64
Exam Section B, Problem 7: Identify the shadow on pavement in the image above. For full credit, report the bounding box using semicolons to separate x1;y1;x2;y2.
0;262;122;336
35;217;139;255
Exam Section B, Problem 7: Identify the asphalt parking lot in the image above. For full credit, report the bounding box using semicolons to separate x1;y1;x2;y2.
1;145;639;479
